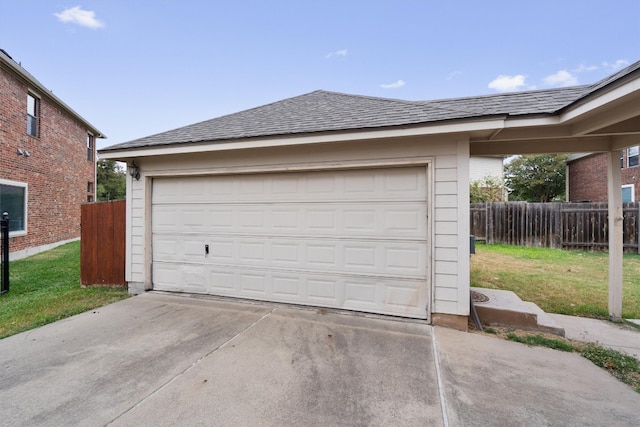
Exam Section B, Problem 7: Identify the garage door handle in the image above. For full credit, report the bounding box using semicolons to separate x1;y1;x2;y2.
205;244;209;255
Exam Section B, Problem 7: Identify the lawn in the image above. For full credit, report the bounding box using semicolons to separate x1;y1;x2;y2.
470;243;640;319
0;241;129;339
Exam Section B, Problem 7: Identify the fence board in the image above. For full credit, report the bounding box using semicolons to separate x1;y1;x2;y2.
81;200;126;286
470;202;640;253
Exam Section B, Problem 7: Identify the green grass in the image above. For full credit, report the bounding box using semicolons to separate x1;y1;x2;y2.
471;243;640;319
0;241;129;339
581;344;640;392
502;330;640;393
506;332;575;351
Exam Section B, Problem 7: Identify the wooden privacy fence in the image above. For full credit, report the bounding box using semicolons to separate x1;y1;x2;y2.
470;202;640;253
81;200;126;286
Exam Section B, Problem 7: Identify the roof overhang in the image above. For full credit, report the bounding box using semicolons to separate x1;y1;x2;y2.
99;117;507;161
470;75;640;156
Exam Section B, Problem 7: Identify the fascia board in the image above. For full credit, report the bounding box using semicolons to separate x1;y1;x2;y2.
502;116;561;128
99;118;506;160
559;78;640;124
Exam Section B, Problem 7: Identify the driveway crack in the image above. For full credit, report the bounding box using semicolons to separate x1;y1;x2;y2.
106;308;276;425
432;328;450;427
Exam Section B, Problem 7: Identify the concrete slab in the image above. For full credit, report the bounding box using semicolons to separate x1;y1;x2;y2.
549;313;640;361
0;293;272;427
1;292;639;426
111;307;441;426
434;326;640;426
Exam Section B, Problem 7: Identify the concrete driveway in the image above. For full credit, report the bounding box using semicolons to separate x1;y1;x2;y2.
0;293;638;426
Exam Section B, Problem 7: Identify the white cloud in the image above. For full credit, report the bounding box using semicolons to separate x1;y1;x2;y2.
487;74;527;92
602;59;629;71
380;79;406;89
573;63;599;73
543;70;578;87
54;6;104;29
325;49;348;59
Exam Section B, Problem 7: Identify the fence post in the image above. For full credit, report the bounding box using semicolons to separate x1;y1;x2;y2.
1;212;9;295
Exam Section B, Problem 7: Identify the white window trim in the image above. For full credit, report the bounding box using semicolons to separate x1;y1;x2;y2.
627;146;639;168
87;133;94;161
0;178;28;237
27;90;40;138
622;184;635;202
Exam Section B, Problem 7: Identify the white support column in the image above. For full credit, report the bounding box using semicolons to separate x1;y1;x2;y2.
457;138;471;316
606;150;623;321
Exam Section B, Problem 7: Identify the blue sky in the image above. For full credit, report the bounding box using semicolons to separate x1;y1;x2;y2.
1;1;639;149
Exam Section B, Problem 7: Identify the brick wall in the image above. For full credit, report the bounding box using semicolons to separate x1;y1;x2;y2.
568;152;640;202
0;65;95;254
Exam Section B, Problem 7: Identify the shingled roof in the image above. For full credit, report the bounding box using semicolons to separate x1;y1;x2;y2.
101;60;640;152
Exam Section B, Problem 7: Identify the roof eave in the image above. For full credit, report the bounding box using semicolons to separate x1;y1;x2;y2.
98;116;508;160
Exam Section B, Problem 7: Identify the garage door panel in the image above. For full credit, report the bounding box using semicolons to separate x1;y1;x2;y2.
153;264;207;294
240;272;268;295
152;262;427;318
152;203;427;238
272;274;301;297
153;235;427;278
152;169;426;204
152;167;429;319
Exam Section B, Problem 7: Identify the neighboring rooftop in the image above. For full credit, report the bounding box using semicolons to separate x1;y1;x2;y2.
101;60;640;152
0;49;105;138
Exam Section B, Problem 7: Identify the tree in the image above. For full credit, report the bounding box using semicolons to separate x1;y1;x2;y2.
470;175;506;203
504;154;569;202
96;159;126;201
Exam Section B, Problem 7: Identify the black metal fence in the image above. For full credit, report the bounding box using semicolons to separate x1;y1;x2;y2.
470;202;640;253
1;212;9;294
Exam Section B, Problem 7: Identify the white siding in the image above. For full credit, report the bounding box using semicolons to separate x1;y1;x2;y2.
469;156;503;182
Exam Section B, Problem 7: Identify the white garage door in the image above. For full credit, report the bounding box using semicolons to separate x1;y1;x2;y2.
151;167;429;318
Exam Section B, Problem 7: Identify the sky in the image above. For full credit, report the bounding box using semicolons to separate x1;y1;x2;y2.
1;1;639;150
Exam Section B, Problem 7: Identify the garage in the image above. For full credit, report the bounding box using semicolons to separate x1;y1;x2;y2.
99;69;640;327
151;166;430;318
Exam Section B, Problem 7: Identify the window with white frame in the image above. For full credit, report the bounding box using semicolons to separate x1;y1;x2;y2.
87;134;94;161
622;185;635;203
27;93;39;137
0;179;28;234
628;146;639;168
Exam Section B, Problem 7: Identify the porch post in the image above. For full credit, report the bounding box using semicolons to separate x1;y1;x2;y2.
606;150;623;321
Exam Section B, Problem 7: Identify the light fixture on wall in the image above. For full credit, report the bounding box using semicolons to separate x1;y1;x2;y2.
128;161;140;180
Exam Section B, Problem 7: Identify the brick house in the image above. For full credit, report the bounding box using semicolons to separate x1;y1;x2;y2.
567;148;640;202
0;49;105;260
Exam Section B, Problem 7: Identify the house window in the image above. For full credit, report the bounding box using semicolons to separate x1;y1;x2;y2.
622;185;634;203
87;134;94;161
620;150;625;168
87;195;94;203
628;146;639;168
88;181;93;193
0;179;27;235
27;93;39;137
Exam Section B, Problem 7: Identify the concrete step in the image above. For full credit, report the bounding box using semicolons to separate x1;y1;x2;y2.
471;287;565;337
521;302;566;337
